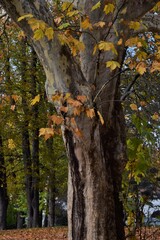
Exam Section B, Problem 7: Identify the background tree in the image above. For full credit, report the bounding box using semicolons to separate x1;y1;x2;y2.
0;14;68;229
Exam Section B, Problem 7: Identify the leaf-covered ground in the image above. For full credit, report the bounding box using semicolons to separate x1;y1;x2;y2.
0;227;160;240
0;227;67;240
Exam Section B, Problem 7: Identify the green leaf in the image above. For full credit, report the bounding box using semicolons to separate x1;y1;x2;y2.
91;1;101;11
58;22;70;30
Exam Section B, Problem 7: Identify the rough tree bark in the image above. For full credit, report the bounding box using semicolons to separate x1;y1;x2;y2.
0;0;159;239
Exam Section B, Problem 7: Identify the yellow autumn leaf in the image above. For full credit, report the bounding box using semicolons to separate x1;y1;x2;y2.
117;38;123;45
155;34;160;40
8;139;16;150
28;18;46;31
98;41;117;55
18;14;33;22
136;51;147;61
81;17;93;30
152;113;159;121
97;111;104;125
104;3;115;15
121;7;127;15
10;105;16;111
136;62;146;75
106;61;120;70
30;94;40;106
28;18;39;30
62;2;73;11
39;128;54;140
12;95;19;101
94;21;105;28
45;27;54;40
93;44;98;55
91;1;101;11
129;21;140;30
130;103;138;111
150;60;160;72
33;29;44;40
64;92;71;100
67;10;79;17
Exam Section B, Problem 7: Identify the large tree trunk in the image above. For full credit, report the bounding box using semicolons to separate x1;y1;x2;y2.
0;0;159;239
66;93;126;240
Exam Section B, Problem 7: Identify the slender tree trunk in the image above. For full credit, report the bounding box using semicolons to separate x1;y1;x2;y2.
22;123;33;228
48;184;55;227
0;135;8;230
20;39;33;228
30;47;40;228
46;137;56;227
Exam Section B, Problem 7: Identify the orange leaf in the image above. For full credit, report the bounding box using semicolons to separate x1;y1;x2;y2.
97;111;104;124
86;108;95;118
130;103;138;111
76;95;87;103
67;98;82;107
81;17;93;30
73;107;82;116
39;128;54;140
50;115;64;125
136;62;146;75
60;106;68;113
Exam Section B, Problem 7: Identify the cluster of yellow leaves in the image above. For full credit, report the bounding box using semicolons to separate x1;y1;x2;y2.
93;41;117;55
91;1;115;15
18;14;54;41
58;33;85;56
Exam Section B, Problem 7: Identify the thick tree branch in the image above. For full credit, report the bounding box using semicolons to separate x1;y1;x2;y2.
142;13;160;33
125;0;160;20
